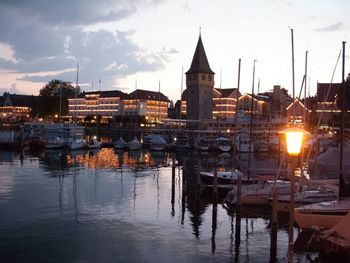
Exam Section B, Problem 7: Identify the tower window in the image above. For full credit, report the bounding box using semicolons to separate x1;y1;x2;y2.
202;75;206;81
208;76;212;81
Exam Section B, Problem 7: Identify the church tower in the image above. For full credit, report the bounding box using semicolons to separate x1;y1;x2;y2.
185;34;215;127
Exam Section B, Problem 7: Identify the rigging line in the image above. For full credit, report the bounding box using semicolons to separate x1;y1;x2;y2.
305;48;342;164
297;75;306;100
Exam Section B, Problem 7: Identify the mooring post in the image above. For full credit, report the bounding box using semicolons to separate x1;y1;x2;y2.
235;174;242;253
171;154;175;216
270;187;278;263
288;157;297;263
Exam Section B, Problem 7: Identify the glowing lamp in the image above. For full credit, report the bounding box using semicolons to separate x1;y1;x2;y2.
280;127;310;156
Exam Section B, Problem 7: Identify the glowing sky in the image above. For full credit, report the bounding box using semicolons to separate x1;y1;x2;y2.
0;0;349;102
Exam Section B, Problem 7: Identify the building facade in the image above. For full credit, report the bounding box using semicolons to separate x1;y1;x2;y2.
68;89;169;123
213;88;240;120
68;90;126;121
123;89;169;122
316;82;342;127
286;99;309;125
0;92;38;121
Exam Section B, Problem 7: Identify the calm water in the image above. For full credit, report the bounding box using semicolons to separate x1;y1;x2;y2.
0;148;319;262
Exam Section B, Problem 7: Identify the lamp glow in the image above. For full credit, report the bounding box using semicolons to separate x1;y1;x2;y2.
280;127;310;156
285;131;303;156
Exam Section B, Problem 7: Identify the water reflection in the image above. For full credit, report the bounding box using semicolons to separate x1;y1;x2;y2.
0;148;321;262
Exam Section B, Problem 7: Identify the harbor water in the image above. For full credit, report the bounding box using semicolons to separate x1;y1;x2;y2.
0;148;321;262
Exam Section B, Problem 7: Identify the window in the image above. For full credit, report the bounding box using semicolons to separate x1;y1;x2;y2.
208;76;212;81
202;75;206;81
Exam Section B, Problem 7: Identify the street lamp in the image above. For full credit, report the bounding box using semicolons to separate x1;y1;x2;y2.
279;127;310;263
282;127;309;156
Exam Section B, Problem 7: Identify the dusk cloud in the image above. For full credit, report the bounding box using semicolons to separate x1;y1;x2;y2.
0;0;172;91
0;83;22;95
315;22;344;32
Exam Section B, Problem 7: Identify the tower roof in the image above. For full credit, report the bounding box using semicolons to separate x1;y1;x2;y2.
186;35;215;75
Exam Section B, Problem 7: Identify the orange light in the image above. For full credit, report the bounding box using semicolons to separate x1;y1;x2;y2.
280;127;310;156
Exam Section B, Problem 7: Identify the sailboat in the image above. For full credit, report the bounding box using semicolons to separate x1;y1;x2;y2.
115;136;126;150
235;132;254;152
127;83;142;151
68;64;88;151
215;136;232;152
294;44;350;231
150;135;167;151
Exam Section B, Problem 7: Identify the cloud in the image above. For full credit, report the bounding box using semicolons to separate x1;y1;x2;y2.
315;22;344;32
179;3;191;12
0;0;173;93
0;83;22;95
17;29;172;87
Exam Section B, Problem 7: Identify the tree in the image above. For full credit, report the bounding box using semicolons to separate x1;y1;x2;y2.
38;79;80;118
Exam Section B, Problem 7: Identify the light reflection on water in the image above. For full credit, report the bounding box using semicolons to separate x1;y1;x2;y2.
0;149;319;262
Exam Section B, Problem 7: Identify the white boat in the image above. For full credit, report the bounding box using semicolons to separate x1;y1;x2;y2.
194;137;210;151
235;132;254;153
45;136;66;149
294;198;350;231
225;180;292;206
200;170;244;185
272;186;338;213
319;211;350;255
87;138;102;149
308;145;350;178
215;137;232;152
142;134;157;148
114;136;126;149
150;135;167;151
68;138;87;150
127;137;142;150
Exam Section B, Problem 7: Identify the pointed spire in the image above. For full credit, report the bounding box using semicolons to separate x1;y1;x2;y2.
186;34;215;75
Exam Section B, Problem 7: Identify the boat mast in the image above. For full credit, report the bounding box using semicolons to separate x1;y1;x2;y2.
73;63;79;125
158;80;161;123
233;58;241;155
59;81;62;123
339;41;346;198
248;59;257;182
304;51;308;126
290;28;296;123
179;66;184;124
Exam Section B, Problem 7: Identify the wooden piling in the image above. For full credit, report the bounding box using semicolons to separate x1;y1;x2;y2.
171;156;175;216
235;174;242;253
269;187;278;263
288;158;297;263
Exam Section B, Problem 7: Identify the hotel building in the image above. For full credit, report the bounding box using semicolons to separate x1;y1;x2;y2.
68;89;169;123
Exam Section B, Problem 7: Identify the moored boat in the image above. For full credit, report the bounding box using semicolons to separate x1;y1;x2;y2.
87;138;102;149
127;137;142;150
200;170;244;185
68;138;87;150
45;136;66;149
150;135;167;151
194;137;210;151
114;136;126;150
215;136;232;152
294;199;350;231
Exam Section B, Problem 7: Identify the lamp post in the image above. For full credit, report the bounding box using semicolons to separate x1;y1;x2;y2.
280;127;309;263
